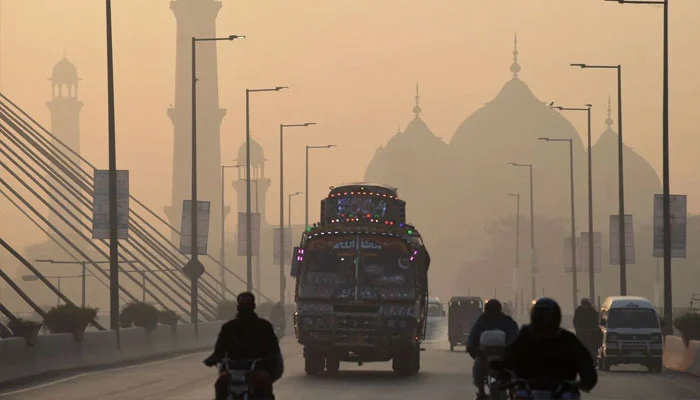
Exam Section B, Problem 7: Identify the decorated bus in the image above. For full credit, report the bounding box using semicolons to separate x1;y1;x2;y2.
291;183;430;376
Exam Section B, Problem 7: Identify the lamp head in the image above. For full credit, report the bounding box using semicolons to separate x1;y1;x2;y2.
304;122;317;126
275;86;289;91
570;63;587;68
228;35;246;40
538;137;550;142
585;104;593;108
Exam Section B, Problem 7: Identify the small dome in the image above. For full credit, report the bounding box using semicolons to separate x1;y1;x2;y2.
237;138;265;167
51;57;79;84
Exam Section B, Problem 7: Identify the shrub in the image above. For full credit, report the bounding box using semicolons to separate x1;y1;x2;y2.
120;302;160;332
8;318;42;345
674;312;700;344
43;304;97;341
158;309;180;327
217;299;237;321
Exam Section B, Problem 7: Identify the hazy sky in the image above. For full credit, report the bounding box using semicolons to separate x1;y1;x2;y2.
2;0;699;250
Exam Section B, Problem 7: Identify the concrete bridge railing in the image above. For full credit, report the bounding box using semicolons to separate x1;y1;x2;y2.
0;321;224;387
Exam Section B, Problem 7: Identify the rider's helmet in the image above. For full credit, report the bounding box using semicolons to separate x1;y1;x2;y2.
530;297;561;337
484;298;503;317
581;298;591;307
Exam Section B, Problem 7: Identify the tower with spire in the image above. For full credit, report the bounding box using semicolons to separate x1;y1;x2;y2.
46;56;83;236
165;0;226;253
232;138;270;217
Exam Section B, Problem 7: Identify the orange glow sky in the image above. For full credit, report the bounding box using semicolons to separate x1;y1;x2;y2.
2;0;699;250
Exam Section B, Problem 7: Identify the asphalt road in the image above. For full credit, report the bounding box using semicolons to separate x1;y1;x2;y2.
2;339;700;399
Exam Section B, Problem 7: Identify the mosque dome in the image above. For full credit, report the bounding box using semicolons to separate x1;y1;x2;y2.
237;137;265;168
364;84;448;184
592;98;661;225
51;57;79;85
447;35;588;227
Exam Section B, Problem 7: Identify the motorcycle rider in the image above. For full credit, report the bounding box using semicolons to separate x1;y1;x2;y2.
501;297;597;393
204;292;284;400
466;298;519;400
573;298;600;356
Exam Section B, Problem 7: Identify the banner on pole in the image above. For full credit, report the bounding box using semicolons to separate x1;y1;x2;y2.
237;212;260;257
563;237;582;273
580;232;602;273
653;194;687;258
179;200;211;255
273;227;293;263
92;170;129;239
610;215;635;265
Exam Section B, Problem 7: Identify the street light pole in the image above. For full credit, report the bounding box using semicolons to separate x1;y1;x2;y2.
507;162;536;299
552;104;595;302
245;87;288;292
105;0;119;333
188;35;244;336
305;145;337;228
220;164;242;300
280;123;315;306
604;0;673;336
571;62;627;295
539;137;578;309
507;193;520;307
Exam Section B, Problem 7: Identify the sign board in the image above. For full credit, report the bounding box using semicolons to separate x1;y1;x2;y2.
237;212;260;257
580;232;602;273
92;170;129;239
563;237;582;273
179;200;211;255
653;194;687;258
273;227;293;263
610;215;635;265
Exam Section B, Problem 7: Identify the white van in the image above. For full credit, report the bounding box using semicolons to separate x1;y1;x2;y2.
598;296;663;373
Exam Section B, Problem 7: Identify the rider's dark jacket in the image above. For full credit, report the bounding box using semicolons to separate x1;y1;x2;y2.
466;313;519;358
211;310;284;382
502;325;598;392
573;305;599;332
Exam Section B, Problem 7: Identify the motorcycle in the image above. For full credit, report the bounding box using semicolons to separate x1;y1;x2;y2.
216;356;272;400
498;373;581;400
479;330;508;400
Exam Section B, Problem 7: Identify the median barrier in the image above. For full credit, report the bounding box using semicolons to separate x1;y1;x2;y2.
0;337;37;383
0;320;225;387
78;329;120;366
148;325;177;354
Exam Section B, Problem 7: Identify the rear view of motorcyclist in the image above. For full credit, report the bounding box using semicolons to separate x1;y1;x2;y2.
204;292;284;400
466;298;519;400
573;298;600;356
502;297;597;394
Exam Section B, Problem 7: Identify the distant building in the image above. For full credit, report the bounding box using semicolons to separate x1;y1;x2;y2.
46;56;83;238
362;35;662;298
165;0;227;257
